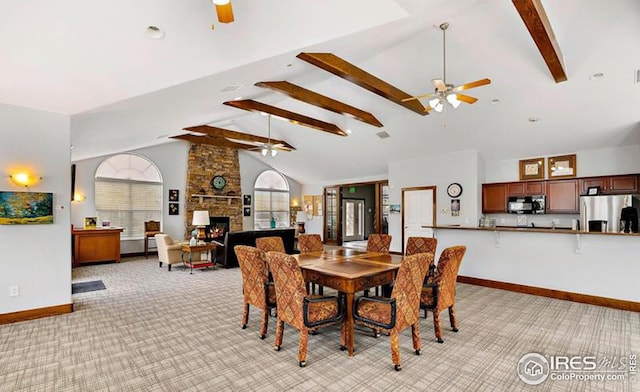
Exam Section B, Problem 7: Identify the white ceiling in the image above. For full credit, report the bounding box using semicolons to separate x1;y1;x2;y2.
2;0;639;184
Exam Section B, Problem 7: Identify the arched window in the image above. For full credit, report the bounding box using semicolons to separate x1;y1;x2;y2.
95;154;162;238
254;170;290;229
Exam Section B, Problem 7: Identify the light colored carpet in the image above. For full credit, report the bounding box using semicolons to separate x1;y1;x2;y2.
0;256;638;391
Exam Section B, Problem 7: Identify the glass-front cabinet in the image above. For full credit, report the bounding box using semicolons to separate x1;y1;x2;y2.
324;187;339;244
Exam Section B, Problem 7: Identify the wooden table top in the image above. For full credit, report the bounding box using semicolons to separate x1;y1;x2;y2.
294;250;402;277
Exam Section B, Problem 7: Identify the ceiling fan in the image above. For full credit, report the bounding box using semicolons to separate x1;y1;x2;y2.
246;115;284;157
403;22;491;113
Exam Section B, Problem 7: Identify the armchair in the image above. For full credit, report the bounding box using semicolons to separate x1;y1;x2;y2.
155;234;198;271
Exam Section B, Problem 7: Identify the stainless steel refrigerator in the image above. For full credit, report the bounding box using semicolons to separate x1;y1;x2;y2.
579;194;639;233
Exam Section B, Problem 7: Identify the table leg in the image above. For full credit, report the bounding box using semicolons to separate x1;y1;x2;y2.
345;292;355;357
189;252;194;274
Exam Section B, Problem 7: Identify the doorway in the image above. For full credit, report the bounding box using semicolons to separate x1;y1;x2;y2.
402;186;436;252
342;198;365;242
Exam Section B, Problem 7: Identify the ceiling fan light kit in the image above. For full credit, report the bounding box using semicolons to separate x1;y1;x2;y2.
404;22;491;113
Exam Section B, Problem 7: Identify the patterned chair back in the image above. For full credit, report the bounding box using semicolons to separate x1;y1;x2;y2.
255;236;286;253
389;253;434;330
366;234;392;254
405;237;437;257
432;246;467;311
234;245;272;309
265;251;308;330
297;234;323;254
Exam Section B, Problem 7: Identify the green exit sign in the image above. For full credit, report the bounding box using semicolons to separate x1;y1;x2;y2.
348;187;356;193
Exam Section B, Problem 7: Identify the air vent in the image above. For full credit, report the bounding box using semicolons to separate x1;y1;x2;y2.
636;69;640;84
221;85;243;92
376;131;390;139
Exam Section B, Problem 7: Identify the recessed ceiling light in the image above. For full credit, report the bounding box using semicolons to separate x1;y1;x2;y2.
490;98;500;105
233;96;243;100
345;129;352;135
528;116;539;123
146;26;165;40
589;72;605;81
156;134;169;139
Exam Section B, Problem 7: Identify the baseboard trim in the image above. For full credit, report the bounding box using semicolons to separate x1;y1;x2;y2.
0;303;73;325
457;275;640;312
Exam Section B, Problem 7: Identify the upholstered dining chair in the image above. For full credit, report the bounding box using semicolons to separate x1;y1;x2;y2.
366;233;392;253
144;220;162;258
265;251;343;367
297;234;323;253
234;245;277;339
420;245;467;343
255;236;286;253
366;233;392;296
297;234;324;295
405;236;438;283
353;252;433;371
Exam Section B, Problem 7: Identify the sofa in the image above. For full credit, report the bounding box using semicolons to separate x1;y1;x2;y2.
214;228;297;268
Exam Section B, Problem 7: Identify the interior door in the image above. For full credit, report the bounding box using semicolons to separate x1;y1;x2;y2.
402;187;436;252
342;199;364;242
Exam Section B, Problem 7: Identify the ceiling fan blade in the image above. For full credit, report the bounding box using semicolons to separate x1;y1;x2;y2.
402;92;436;102
456;94;478;104
432;79;446;91
451;78;491;92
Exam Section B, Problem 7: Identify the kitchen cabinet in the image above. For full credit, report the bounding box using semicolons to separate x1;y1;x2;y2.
508;181;545;196
579;175;639;195
482;183;507;213
546;179;579;213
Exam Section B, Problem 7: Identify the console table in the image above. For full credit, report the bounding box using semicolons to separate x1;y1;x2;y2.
72;228;123;267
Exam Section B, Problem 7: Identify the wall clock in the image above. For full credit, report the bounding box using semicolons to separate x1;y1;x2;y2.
447;183;463;198
211;175;227;190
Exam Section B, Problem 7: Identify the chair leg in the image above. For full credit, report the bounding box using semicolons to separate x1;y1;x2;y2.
339;318;347;350
390;329;401;371
241;303;249;329
298;329;309;367
318;285;323;296
159;261;163;268
449;305;459;332
433;311;443;343
144;236;149;258
259;308;269;339
168;264;172;272
411;323;421;355
274;320;284;351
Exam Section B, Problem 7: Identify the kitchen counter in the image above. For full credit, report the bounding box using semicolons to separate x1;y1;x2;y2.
429;225;640;237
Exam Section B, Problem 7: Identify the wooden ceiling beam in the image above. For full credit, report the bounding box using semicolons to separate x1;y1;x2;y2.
170;134;255;150
255;81;383;127
296;52;428;116
223;99;347;137
512;0;567;83
182;125;295;151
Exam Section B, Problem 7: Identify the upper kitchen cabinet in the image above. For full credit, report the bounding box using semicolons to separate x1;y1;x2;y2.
579;175;639;195
482;183;507;213
546;179;579;213
508;181;545;196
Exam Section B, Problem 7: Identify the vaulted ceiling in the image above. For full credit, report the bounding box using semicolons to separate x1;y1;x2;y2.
2;0;639;184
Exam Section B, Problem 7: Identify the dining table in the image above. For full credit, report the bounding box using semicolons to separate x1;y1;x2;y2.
293;248;404;357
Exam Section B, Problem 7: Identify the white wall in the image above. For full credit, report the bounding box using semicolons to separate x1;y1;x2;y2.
0;104;71;314
484;144;640;183
388;150;482;252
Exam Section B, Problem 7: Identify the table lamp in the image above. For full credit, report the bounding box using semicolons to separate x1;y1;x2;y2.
296;211;307;234
192;210;210;241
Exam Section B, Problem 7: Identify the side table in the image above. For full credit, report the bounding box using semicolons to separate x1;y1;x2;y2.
181;243;217;274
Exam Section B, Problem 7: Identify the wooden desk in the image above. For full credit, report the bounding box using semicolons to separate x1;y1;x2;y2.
295;250;402;357
72;228;123;267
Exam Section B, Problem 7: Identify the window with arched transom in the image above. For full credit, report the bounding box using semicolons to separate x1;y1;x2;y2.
254;170;289;229
94;154;162;238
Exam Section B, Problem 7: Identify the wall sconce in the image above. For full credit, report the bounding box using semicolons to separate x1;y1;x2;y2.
73;193;85;202
9;172;42;187
213;0;234;23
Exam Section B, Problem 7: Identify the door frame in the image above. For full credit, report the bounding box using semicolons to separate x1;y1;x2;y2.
401;186;437;254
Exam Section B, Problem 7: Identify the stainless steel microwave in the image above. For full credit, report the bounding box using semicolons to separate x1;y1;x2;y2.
507;196;545;214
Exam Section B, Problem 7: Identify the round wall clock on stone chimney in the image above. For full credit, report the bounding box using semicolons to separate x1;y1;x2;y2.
447;182;462;198
211;175;227;190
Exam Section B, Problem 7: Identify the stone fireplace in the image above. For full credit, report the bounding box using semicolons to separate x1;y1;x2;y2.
184;143;243;239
